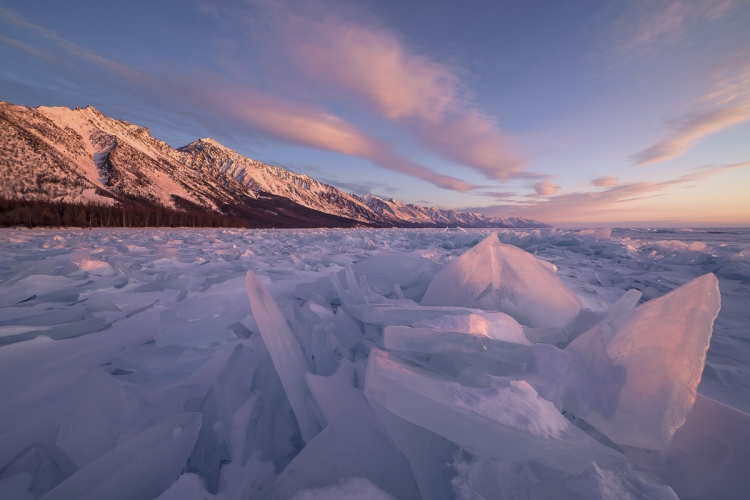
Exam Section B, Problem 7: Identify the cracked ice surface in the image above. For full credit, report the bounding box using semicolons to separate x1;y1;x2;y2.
0;227;749;500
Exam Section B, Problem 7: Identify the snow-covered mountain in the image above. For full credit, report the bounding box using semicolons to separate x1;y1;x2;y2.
359;194;542;228
0;101;548;228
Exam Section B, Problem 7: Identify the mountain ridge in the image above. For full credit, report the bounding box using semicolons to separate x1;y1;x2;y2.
0;100;549;228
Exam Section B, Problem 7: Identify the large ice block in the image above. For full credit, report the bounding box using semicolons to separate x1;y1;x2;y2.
421;233;582;328
564;273;721;449
245;271;324;443
364;349;623;473
40;412;201;500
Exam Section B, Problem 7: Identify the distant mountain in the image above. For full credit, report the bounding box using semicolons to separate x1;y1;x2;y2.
0;101;548;228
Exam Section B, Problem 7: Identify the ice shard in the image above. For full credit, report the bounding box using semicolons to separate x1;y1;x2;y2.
384;312;532;363
421;233;582;328
0;443;76;499
625;394;750;500
368;400;459;500
558;273;721;450
570;273;720;449
55;369;152;468
245;270;324;443
364;349;623;473
305;359;386;436
255;408;421;500
330;308;363;349
40;412;201;500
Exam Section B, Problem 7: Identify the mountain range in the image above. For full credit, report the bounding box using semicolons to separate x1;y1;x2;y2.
0;100;548;228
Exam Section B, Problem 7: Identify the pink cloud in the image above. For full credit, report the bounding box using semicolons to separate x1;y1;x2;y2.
466;161;750;223
2;7;473;193
605;0;734;60
592;175;619;187
479;191;518;200
278;13;527;180
189;86;475;191
533;181;559;195
632;104;750;165
631;59;750;166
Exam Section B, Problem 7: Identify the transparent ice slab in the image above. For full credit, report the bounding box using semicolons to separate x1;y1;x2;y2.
40;412;201;500
255;407;421;500
245;270;324;443
364;349;623;474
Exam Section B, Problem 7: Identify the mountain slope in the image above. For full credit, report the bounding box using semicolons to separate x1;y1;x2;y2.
0;101;548;228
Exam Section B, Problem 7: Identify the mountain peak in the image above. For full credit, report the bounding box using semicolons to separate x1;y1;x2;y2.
179;137;228;152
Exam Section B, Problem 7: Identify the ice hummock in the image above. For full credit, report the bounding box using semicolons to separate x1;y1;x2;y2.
1;226;747;500
421;233;582;328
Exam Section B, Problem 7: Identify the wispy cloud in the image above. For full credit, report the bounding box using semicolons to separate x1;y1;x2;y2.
632;63;750;165
479;191;519;201
592;175;619;187
257;6;527;180
466;161;750;223
605;0;734;59
158;80;478;191
312;177;398;197
632;105;750;165
0;6;142;81
0;5;474;192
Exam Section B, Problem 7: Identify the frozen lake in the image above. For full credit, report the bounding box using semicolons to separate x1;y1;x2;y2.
0;227;748;499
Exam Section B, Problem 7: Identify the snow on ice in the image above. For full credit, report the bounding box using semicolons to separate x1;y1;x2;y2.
0;227;749;499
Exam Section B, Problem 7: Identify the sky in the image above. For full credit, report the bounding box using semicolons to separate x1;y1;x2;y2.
1;0;749;226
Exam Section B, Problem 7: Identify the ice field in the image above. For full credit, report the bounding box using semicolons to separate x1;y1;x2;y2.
0;226;749;500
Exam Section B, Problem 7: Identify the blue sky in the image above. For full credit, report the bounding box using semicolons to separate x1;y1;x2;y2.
1;0;749;225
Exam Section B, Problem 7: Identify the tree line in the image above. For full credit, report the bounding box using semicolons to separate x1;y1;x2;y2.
0;198;250;229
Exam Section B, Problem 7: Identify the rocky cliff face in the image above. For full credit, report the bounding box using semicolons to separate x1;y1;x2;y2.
0;101;548;228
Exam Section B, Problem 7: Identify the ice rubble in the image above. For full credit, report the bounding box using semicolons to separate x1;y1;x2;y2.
0;227;748;500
